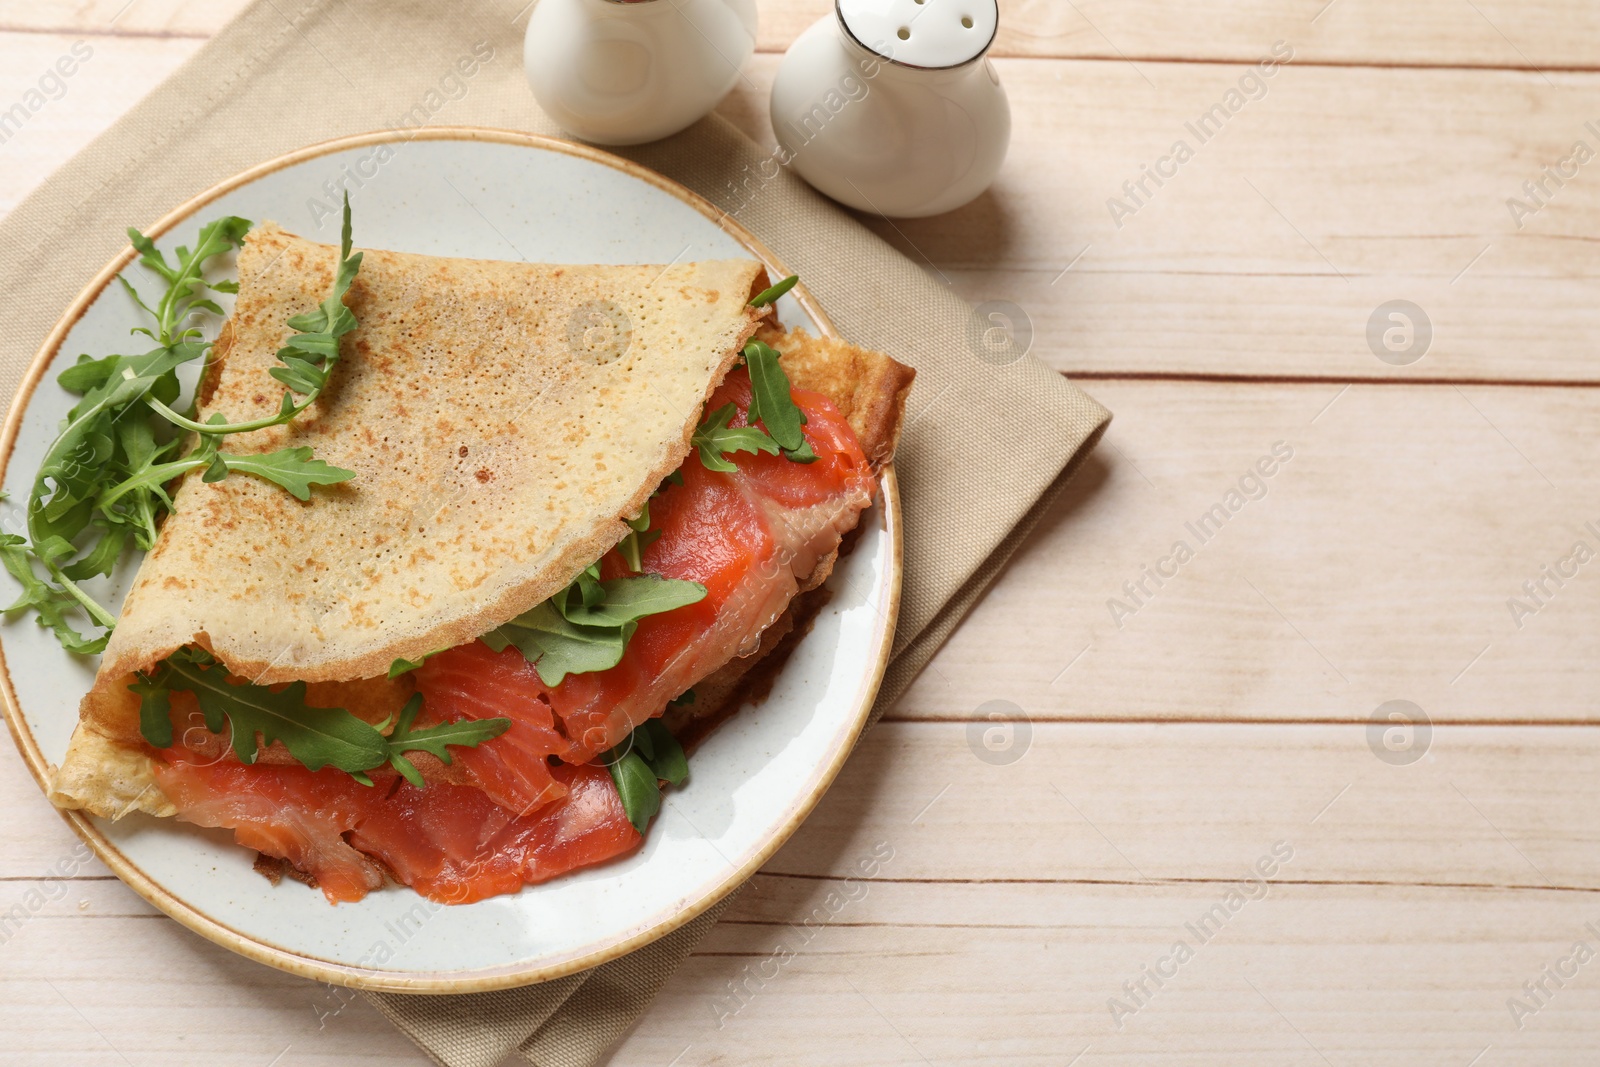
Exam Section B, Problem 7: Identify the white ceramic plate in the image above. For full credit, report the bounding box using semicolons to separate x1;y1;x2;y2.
0;129;900;992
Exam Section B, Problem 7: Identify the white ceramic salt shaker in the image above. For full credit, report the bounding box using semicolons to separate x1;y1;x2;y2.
769;0;1009;217
524;0;757;146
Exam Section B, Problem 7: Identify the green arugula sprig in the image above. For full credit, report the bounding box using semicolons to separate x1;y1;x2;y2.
141;199;363;437
748;274;798;308
124;216;252;346
689;338;818;472
616;499;663;573
691;402;778;473
388;649;445;679
740;272;816;461
3;220;252;650
2;201;362;654
132;647;510;787
484;563;706;686
0;535;108;654
743;339;817;463
381;693;505;789
604;719;688;833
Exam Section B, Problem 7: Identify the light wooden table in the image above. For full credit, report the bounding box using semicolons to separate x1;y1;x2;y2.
3;1;1599;1064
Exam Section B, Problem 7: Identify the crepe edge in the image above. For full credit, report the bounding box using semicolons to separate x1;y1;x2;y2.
48;723;175;819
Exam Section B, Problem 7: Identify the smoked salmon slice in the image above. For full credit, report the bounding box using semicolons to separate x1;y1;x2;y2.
153;749;385;904
153;749;639;905
348;763;639;905
410;640;568;817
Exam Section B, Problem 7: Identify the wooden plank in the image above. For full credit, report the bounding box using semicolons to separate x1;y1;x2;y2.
756;0;1600;68
631;880;1600;1066
8;721;1600;1061
0;0;231;38
4;41;1600;380
10;721;1600;891
0;881;430;1065
761;726;1600;904
949;267;1600;384
763;724;1600;892
8;0;1600;69
12;875;1597;1064
725;56;1600;381
895;379;1600;724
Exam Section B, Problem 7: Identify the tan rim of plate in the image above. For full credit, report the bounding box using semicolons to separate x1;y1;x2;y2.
0;127;903;994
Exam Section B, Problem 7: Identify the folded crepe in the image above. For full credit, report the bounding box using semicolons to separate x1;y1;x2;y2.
48;221;913;904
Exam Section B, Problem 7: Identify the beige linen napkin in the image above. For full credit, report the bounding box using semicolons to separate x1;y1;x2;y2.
0;2;1108;1063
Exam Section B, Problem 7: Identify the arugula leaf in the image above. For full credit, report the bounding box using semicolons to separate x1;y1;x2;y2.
131;651;509;787
484;602;631;687
616;501;661;573
128;669;173;748
604;719;689;833
56;354;120;395
742;340;816;463
633;719;688;785
669;688;696;707
748;274;798;308
570;560;604;606
485;574;706;686
144;195;362;438
387;649;444;679
381;693;511;788
608;750;662;834
558;575;706;628
158;650;390;772
213;447;355;502
0;534;108;654
98;444;354;511
59;524;129;582
691;402;779;473
125;214;252;344
33;341;205;549
685;343;817;475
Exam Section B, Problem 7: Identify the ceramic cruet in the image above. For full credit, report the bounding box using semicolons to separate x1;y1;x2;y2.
525;0;758;146
769;0;1010;217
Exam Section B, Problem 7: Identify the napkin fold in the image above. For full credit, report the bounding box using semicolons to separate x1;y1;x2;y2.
0;1;1108;1064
